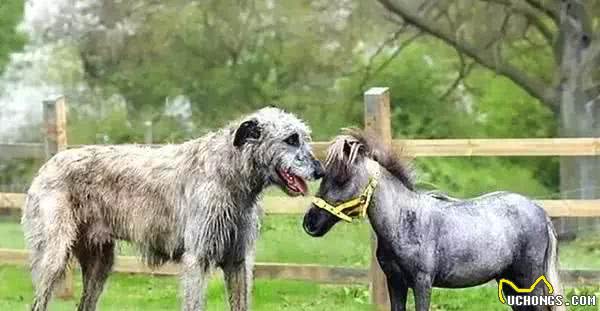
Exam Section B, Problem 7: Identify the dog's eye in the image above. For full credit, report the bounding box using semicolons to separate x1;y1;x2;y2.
284;133;300;147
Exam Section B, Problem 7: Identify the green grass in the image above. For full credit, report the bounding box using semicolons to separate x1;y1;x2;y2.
0;216;372;267
255;215;371;266
0;264;373;311
1;211;599;310
560;233;600;270
2;216;599;269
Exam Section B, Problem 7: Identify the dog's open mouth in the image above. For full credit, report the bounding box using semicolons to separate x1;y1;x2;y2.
277;169;308;196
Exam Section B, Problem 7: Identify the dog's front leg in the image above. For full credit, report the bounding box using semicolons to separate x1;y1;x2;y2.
223;257;253;311
181;253;210;311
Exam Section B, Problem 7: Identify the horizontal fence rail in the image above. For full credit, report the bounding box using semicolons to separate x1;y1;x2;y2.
3;93;600;305
3;193;600;217
393;138;600;157
7;137;600;161
0;248;597;286
0;143;45;160
0;248;368;284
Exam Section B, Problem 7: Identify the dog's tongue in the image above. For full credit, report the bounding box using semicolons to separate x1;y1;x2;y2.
292;175;308;195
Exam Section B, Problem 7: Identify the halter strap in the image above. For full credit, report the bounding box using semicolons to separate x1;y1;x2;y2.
312;160;380;222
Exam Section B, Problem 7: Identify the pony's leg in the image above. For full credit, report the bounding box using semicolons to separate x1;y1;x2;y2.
513;255;549;311
499;272;545;311
181;252;210;311
377;244;408;311
412;273;433;311
386;275;408;311
223;260;251;311
498;278;527;311
74;241;115;311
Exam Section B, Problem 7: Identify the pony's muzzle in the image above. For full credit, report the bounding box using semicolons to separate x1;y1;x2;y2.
303;209;322;237
303;205;338;237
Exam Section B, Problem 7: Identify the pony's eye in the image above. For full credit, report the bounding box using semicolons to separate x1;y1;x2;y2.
284;133;300;147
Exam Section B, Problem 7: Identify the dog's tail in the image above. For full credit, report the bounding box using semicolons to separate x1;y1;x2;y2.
544;215;566;311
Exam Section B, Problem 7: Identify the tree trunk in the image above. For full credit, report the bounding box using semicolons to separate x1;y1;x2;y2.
558;90;600;239
556;0;600;239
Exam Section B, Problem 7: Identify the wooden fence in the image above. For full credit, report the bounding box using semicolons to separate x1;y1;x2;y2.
2;89;600;309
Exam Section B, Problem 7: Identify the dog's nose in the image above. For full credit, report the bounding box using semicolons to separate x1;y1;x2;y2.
313;159;325;179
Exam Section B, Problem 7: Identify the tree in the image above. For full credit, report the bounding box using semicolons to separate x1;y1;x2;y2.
376;0;600;235
31;0;388;139
0;0;26;72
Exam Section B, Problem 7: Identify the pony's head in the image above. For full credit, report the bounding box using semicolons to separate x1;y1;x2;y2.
302;129;413;237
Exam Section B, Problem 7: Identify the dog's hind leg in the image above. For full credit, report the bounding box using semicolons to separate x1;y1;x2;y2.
223;258;252;311
74;240;115;311
181;253;210;311
29;193;77;311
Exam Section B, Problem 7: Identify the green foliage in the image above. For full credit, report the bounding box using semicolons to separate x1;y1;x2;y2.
0;0;26;72
0;0;562;201
416;157;553;198
337;39;559;196
467;68;556;138
0;159;42;191
73;0;382;140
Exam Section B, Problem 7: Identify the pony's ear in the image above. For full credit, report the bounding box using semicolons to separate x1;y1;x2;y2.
343;139;352;156
234;119;261;147
343;139;365;163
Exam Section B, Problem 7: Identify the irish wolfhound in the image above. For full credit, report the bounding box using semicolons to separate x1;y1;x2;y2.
22;107;324;311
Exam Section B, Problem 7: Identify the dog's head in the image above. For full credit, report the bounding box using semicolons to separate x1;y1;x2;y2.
233;107;324;196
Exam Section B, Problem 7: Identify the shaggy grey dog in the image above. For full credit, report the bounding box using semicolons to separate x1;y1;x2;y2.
22;107;324;311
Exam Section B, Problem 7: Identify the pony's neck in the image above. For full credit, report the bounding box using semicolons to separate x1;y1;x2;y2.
366;166;417;241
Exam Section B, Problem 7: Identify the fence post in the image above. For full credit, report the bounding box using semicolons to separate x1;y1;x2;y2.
43;96;74;300
364;87;391;310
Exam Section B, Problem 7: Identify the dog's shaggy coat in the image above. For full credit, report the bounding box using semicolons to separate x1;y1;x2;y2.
22;107;323;311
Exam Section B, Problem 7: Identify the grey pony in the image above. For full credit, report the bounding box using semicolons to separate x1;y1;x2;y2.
303;129;564;311
22;107;324;311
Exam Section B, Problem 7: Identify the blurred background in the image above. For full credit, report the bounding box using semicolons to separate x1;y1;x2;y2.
0;0;599;310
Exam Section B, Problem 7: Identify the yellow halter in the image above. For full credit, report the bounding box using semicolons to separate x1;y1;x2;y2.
312;160;380;222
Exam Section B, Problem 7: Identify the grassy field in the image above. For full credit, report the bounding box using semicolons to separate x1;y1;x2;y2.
0;215;372;267
1;264;598;310
1;211;599;310
2;214;600;269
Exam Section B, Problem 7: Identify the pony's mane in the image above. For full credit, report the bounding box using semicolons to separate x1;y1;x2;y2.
325;128;414;190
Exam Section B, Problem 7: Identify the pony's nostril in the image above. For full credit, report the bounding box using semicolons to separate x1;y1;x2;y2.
303;220;312;233
303;218;315;235
303;212;317;234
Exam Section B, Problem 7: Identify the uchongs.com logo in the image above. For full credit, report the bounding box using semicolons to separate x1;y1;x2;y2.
498;275;597;307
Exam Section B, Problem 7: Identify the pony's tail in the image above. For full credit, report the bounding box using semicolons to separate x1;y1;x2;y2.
545;216;566;311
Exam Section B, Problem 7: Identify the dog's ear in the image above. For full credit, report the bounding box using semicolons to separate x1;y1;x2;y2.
234;119;262;147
